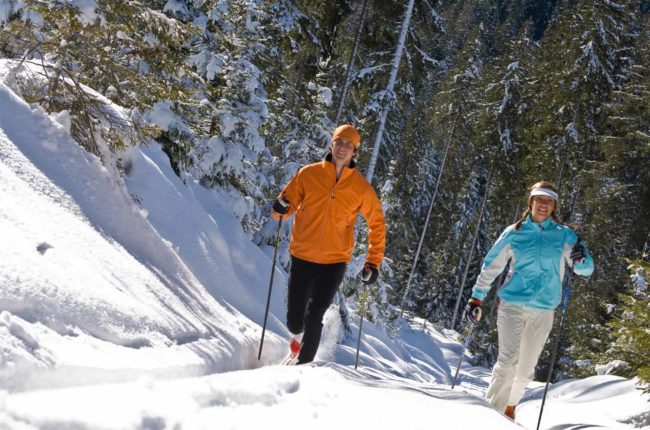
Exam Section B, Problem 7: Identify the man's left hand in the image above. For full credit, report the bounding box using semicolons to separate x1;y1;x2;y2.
361;263;379;285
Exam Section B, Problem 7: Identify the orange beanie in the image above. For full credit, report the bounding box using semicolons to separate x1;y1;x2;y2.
332;124;361;149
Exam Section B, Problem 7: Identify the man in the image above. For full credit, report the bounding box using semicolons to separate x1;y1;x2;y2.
271;124;386;364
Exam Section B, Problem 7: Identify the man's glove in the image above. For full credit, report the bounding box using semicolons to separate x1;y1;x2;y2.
463;298;483;323
570;240;586;264
272;197;290;216
361;263;379;285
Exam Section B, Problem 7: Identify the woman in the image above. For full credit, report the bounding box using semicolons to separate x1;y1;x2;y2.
464;181;594;419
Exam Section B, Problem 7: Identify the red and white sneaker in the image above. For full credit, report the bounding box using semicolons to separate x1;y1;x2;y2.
290;337;301;356
281;332;303;365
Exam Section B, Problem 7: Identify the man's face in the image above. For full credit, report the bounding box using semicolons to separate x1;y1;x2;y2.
331;138;356;166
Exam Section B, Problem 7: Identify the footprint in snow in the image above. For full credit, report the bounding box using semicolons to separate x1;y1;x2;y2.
36;242;53;255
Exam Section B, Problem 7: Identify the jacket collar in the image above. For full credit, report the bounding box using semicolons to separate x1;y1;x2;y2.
525;214;554;230
325;152;357;169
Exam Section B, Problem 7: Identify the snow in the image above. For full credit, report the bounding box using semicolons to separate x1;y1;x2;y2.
604;0;626;11
188;51;226;82
631;267;647;294
316;85;333;107
144;100;193;137
566;121;580;143
163;0;189;17
0;1;15;24
69;0;100;26
0;63;649;429
218;112;237;137
595;360;631;376
0;81;269;387
574;40;617;89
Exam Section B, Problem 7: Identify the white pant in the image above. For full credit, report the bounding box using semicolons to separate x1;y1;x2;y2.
486;301;554;411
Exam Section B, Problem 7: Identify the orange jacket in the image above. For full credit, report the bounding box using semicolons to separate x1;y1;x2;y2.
273;156;386;267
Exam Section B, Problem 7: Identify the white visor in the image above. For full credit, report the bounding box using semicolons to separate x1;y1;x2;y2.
530;188;558;201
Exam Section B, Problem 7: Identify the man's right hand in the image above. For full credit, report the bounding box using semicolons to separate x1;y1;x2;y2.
272;198;290;216
361;263;379;285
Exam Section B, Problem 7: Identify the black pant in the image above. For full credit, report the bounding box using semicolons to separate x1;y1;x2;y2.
286;256;346;364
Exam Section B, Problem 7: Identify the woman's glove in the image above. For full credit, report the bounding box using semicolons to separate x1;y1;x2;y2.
464;298;483;323
570;240;586;264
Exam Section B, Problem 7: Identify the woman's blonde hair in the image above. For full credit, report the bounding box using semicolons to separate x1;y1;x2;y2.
514;181;560;230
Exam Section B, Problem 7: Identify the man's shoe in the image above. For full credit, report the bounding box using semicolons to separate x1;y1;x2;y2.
289;332;303;356
281;332;304;365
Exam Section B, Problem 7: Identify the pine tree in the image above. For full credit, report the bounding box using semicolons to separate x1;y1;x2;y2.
0;0;194;155
601;260;650;390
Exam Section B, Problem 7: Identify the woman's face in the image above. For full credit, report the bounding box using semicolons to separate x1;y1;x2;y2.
531;195;556;222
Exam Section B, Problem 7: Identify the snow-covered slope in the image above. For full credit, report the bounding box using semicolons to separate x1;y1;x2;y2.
0;66;648;430
0;78;286;391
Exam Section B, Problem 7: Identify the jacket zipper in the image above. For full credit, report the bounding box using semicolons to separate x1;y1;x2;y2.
537;223;543;289
317;165;337;254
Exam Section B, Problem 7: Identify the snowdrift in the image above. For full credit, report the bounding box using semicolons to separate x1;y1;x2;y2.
0;77;288;391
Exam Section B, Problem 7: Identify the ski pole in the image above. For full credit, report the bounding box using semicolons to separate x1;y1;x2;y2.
354;282;368;369
399;117;456;319
257;216;283;360
450;166;493;330
536;266;573;430
450;316;479;389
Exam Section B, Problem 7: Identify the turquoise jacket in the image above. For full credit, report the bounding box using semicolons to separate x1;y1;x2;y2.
471;215;594;310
